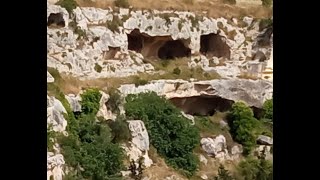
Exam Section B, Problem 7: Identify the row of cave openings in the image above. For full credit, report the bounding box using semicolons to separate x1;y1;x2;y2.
127;29;231;60
47;13;231;60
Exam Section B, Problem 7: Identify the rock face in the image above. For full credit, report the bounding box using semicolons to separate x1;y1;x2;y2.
47;96;67;132
124;120;153;167
254;145;272;160
47;152;65;180
47;4;273;80
47;71;54;83
65;94;82;112
201;135;226;156
257;135;273;145
119;79;273;108
199;154;208;165
96;91;116;120
128;120;150;151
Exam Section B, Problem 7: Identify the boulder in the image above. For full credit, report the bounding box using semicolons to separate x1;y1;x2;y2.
200;135;226;156
257;135;273;145
47;153;65;180
47;96;67;133
65;94;82;112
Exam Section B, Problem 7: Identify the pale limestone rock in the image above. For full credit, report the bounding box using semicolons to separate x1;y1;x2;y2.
199;154;208;165
47;153;65;180
96;91;116;120
47;96;67;133
65;94;81;112
181;111;195;125
119;79;273;108
257;135;273;145
201;135;226;156
124;120;153;167
47;71;54;83
128;120;150;151
201;174;208;180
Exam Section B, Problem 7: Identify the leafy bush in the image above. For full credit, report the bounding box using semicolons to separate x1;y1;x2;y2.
124;92;200;176
80;88;102;115
58;114;124;179
173;67;181;75
133;76;148;87
57;88;124;179
261;0;272;7
114;0;129;8
228;102;259;155
263;99;273;120
259;18;273;31
106;15;123;33
108;115;131;143
56;0;78;14
214;164;235;180
129;157;145;180
238;158;273;180
107;87;122;113
94;63;102;73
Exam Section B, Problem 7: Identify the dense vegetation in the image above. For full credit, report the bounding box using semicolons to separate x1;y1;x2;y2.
124;92;200;177
214;164;235;180
238;157;273;180
228;102;259;155
263;98;273;120
55;89;124;179
56;0;78;14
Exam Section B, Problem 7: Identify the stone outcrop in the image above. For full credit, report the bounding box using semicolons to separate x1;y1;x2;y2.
47;4;273;80
124;120;153;167
47;96;68;133
47;71;54;83
47;152;65;180
257;135;273;145
96;91;116;120
201;135;227;157
119;79;273;108
65;94;82;112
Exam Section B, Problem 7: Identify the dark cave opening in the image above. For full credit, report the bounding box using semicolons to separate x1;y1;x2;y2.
157;40;191;60
169;95;265;118
169;96;234;116
127;29;191;60
200;33;231;59
47;13;65;27
127;29;145;53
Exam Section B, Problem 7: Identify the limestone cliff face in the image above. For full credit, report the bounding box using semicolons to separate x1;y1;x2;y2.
47;4;273;80
119;78;272;108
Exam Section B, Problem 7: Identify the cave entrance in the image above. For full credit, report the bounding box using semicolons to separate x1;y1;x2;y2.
169;95;264;118
169;96;234;116
200;33;231;59
127;29;191;60
158;40;191;60
47;13;65;27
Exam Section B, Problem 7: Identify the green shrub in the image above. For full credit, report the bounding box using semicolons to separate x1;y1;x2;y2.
214;164;235;180
133;76;148;87
80;88;102;115
124;92;200;176
106;15;123;33
261;0;272;7
114;0;129;8
228;102;259;155
263;99;273;120
238;158;273;180
58;114;124;179
108;115;131;143
161;60;170;67
56;0;78;14
173;67;181;75
94;63;102;73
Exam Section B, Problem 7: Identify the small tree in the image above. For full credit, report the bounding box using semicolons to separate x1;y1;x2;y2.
214;164;234;180
108;115;131;143
80;88;102;115
263;99;273;120
107;87;122;113
228;102;258;155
